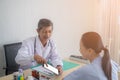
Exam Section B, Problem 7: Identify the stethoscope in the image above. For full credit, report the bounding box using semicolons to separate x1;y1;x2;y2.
33;37;52;55
34;37;37;54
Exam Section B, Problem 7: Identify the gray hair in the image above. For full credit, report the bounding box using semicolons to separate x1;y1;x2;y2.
38;18;53;30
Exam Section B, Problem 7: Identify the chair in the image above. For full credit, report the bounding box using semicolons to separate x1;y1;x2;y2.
3;42;22;75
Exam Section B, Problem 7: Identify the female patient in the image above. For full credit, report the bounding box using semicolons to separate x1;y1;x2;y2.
64;32;118;80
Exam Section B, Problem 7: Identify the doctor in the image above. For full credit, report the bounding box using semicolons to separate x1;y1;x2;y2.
63;32;118;80
15;18;63;74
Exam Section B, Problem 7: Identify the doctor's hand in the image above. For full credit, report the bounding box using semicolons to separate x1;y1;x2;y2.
34;54;47;66
56;65;63;75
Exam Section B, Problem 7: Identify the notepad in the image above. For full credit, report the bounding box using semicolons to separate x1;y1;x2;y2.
43;64;59;75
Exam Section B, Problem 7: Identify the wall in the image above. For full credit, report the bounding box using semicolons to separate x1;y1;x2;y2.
0;0;96;76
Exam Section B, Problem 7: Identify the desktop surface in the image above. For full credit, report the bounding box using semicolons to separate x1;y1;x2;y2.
0;58;85;80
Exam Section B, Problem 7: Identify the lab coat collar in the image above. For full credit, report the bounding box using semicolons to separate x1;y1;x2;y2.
36;36;51;58
36;36;50;49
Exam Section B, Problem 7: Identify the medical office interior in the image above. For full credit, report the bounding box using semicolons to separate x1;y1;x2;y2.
0;0;120;79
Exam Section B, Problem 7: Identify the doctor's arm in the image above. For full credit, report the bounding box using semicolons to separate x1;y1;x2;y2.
50;44;63;74
34;54;47;65
15;41;34;66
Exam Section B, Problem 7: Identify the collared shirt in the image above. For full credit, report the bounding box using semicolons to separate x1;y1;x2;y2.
15;36;63;69
64;56;118;80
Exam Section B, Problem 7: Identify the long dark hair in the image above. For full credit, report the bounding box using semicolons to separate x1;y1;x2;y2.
81;32;112;80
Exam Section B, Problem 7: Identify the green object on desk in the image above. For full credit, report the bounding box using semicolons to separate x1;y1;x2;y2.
63;60;79;71
31;60;80;71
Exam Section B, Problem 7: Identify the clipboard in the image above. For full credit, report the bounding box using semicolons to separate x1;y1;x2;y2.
31;65;56;78
43;64;59;75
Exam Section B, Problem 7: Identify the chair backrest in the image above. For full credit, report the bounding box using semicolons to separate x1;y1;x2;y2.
4;42;22;75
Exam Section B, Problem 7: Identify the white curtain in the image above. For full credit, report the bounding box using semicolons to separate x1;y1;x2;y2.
96;0;120;63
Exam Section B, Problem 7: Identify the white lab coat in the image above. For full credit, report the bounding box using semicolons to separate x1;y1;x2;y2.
15;36;63;69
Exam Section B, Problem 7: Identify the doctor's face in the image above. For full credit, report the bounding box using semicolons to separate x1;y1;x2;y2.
37;26;52;41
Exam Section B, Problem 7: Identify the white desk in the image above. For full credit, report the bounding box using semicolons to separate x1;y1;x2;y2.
0;58;119;80
0;59;85;80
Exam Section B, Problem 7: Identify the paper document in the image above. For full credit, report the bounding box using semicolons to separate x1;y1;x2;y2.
44;64;59;75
